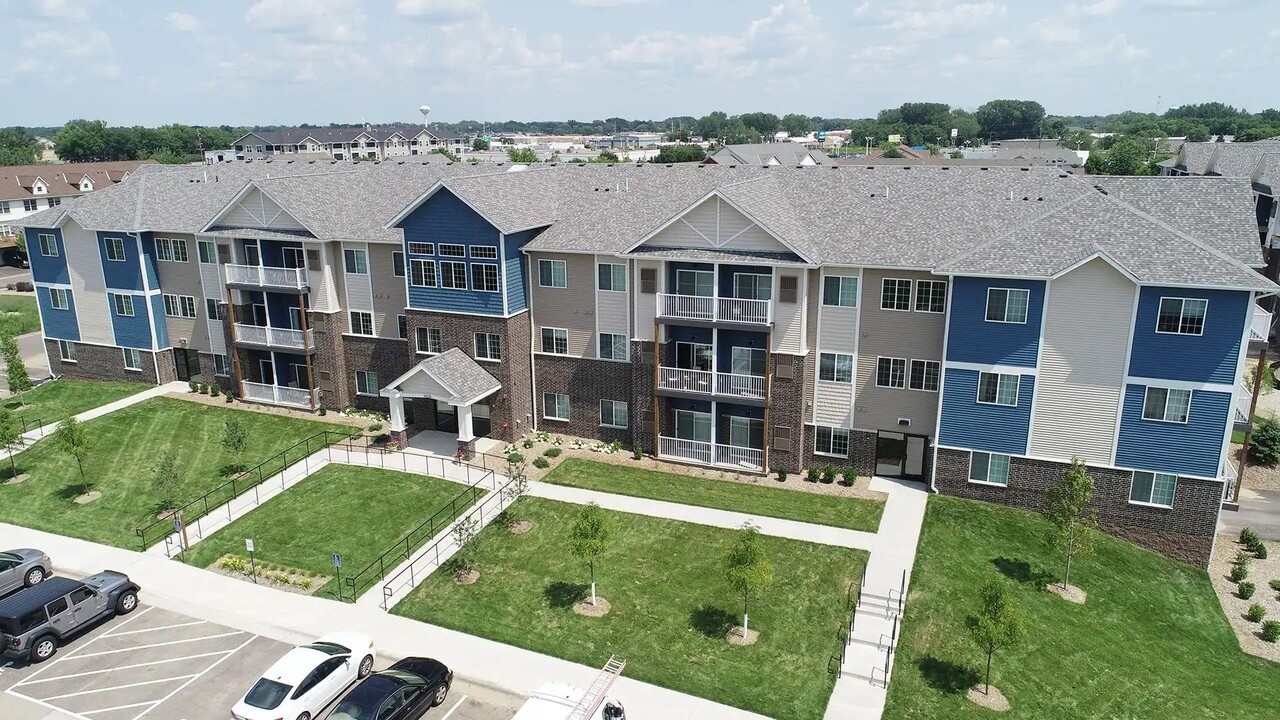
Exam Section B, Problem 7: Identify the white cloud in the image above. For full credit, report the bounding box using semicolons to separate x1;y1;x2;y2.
1067;0;1122;16
571;0;659;6
245;0;365;43
1030;21;1082;44
395;0;485;21
979;36;1020;58
31;0;88;21
854;1;1006;39
1105;33;1148;59
165;12;200;33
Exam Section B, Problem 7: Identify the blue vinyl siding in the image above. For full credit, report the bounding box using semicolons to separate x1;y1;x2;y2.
265;292;302;328
718;265;772;297
1128;286;1247;385
109;293;154;350
149;294;169;348
398;189;505;315
37;286;79;341
28;228;69;285
504;229;538;314
139;235;160;290
938;368;1035;455
945;277;1045;367
1115;384;1229;478
271;351;308;385
99;233;144;291
258;239;301;267
717;329;769;369
667;261;714;292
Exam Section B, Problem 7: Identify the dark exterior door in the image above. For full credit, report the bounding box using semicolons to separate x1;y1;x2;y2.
174;349;200;381
875;431;928;480
435;401;457;434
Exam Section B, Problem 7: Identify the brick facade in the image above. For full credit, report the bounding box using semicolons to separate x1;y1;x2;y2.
342;335;411;414
45;340;156;384
533;354;632;445
630;340;656;455
768;352;807;473
935;447;1220;567
154;348;179;384
197;352;236;393
308;311;348;410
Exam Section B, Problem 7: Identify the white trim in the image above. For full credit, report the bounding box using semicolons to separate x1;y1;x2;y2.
967;449;1011;486
879;277;913;312
1128;470;1178;508
819;273;859;308
499;233;509;316
944;360;1039;377
1026;278;1051;453
1154;295;1208;336
913;279;948;313
1110;283;1142;466
817;350;855;383
536;258;567;288
985;286;1031;324
1139;386;1193;424
907;359;941;392
1050;250;1142;284
874;356;908;389
976;371;1020;407
1220;292;1256;490
1123;375;1234;394
470;262;501;293
542;391;571;421
934;444;1225;483
623;189;818;264
539;326;570;355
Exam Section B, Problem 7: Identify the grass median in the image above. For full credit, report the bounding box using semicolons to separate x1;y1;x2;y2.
4;379;151;428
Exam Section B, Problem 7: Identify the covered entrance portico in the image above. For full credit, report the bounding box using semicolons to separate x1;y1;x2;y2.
380;348;502;459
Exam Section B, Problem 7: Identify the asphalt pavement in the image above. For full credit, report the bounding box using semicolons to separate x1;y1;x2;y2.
0;266;32;287
1220;487;1280;541
0;331;51;393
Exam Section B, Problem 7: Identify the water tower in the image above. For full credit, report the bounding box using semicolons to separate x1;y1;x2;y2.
419;105;431;128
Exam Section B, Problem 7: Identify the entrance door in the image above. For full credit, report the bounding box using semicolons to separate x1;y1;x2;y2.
173;348;200;381
875;431;927;480
259;359;274;385
472;400;492;437
435;400;458;433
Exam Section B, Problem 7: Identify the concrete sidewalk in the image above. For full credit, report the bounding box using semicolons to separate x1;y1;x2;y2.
0;522;770;720
7;381;186;450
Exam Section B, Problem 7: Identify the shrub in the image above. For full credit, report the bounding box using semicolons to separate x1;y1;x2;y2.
14;281;32;293
1262;620;1280;642
1241;527;1261;546
507;452;524;463
821;465;837;483
1249;416;1280;466
188;381;198;393
194;382;206;394
806;467;820;482
372;433;390;444
1247;604;1267;622
318;407;327;416
210;385;220;397
1230;564;1250;583
1233;550;1252;576
1254;541;1269;560
533;456;550;469
368;422;383;432
218;555;250;574
1269;579;1280;592
543;447;562;458
632;446;643;460
1239;581;1256;599
225;394;233;403
776;468;788;482
841;467;857;486
523;438;534;449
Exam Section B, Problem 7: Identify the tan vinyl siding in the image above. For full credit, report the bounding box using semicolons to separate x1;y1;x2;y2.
308;241;342;313
772;269;805;353
218;188;307;231
804;268;821;417
815;381;855;426
367;243;404;338
596;255;628;336
61;219;113;345
816;268;859;353
1029;258;1135;465
529;251;595;357
342;242;373;314
197;245;227;355
642;196;790;254
152;233;204;350
853;268;945;435
634;259;660;341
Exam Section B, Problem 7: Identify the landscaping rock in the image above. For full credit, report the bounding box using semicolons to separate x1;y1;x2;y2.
509;520;534;535
727;626;759;646
967;685;1010;711
2;473;29;485
1047;582;1087;604
73;490;101;504
1209;533;1280;661
573;597;611;617
454;569;479;585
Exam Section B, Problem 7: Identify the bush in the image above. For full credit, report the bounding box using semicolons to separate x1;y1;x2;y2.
368;422;383;432
806;467;820;482
14;281;32;293
532;457;550;469
217;555;250;574
318;407;327;416
1239;581;1256;599
225;394;233;403
1269;579;1280;592
632;446;643;460
1262;620;1280;642
841;467;857;486
188;381;198;393
821;465;837;483
210;385;220;397
776;468;788;482
507;452;524;463
523;438;534;449
1230;564;1250;583
1241;527;1260;546
1247;604;1267;622
1254;541;1269;560
543;447;561;458
1249;416;1280;466
372;433;390;444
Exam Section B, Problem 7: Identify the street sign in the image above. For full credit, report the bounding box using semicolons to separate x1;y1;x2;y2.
245;538;255;552
332;553;342;568
173;516;183;533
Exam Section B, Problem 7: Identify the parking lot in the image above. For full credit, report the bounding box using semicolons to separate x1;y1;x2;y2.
1;605;519;720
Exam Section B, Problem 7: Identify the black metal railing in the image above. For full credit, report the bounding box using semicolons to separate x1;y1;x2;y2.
18;415;48;436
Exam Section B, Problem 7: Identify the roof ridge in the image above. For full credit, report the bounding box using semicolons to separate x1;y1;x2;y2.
935;192;1092;272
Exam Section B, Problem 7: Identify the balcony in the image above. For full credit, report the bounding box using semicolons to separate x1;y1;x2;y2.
656;293;771;326
1235;384;1253;429
233;324;315;352
242;381;317;409
656;367;767;401
658;436;764;471
226;263;309;291
1249;304;1272;348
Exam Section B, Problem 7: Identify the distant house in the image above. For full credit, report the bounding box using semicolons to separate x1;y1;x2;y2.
0;160;151;233
704;143;828;166
232;125;468;162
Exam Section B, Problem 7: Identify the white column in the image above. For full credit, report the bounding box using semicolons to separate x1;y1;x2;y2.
389;391;407;433
455;403;475;442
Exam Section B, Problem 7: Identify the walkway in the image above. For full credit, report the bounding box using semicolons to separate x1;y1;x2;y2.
9;381;187;447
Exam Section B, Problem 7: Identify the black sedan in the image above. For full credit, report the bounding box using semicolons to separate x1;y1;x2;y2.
327;657;452;720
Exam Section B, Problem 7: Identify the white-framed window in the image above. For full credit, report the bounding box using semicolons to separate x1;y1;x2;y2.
541;327;569;354
986;288;1029;324
122;347;143;371
213;354;231;377
104;236;126;262
675;269;714;297
243;242;261;266
969;451;1010;486
822;275;858;307
674;409;713;442
600;400;628;428
410;259;436;287
392;251;405;278
1142;386;1191;423
599;333;628;360
38;233;57;257
1130;471;1177;507
47;197;61;208
355;370;379;396
472;263;500;292
0;201;9;214
171;238;188;262
343;248;368;274
876;357;907;388
475;332;502;361
163;294;197;318
819;352;854;383
909;360;941;392
154;237;172;261
977;372;1019;406
881;278;912;311
814;426;850;456
397;315;407;339
49;288;70;310
205;298;225;320
197;240;217;264
416;327;442;354
57;340;76;363
470;245;498;260
349;311;374;336
23;199;38;212
538;259;567;288
440;261;467;289
1156;297;1207;335
407;242;434;255
914;280;947;313
112;294;134;317
543;392;570;421
598;263;626;292
733;273;772;301
439;243;465;257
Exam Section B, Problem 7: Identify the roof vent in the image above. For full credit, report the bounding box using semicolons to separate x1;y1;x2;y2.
901;166;911;170
1094;185;1109;195
979;166;989;171
941;166;950;170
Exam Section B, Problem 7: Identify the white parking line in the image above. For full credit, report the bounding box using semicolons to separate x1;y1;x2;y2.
13;607;156;685
65;631;247;659
42;674;199;701
14;650;239;685
127;634;257;720
100;620;207;638
81;699;161;716
440;695;469;720
3;689;92;720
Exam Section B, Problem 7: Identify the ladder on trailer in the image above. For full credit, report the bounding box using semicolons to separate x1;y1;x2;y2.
565;656;626;720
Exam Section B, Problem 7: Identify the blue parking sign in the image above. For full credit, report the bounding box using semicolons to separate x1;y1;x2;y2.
332;553;342;568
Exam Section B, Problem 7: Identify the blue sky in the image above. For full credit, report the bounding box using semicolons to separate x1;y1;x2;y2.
1;0;1274;126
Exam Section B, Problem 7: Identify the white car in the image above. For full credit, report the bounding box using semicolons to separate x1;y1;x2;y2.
231;633;376;720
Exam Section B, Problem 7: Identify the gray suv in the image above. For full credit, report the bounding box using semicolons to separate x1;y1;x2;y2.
0;549;52;597
0;571;140;662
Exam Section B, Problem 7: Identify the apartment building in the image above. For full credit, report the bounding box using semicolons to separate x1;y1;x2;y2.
16;160;1274;567
232;126;468;162
0;160;151;234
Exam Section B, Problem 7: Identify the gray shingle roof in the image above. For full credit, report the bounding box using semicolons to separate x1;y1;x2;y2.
1209;140;1280;178
390;348;500;404
707;144;828;166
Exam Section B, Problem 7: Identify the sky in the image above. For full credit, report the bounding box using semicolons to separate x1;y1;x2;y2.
1;0;1275;127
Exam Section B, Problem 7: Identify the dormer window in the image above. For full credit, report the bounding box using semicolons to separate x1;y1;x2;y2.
80;176;94;191
32;181;47;195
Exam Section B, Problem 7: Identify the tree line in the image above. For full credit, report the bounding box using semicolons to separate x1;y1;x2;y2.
0;121;244;166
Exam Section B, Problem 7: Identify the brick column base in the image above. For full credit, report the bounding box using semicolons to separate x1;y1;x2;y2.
457;438;476;462
391;429;408;448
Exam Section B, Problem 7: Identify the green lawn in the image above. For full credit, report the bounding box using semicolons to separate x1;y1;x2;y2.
540;458;884;533
0;397;333;548
0;296;39;337
186;465;483;597
883;496;1280;720
395;497;866;720
4;379;151;428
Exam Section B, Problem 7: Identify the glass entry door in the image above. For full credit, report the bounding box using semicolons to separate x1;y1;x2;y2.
435;400;458;433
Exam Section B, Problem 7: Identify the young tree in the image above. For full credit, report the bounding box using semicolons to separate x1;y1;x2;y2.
449;515;481;577
569;502;613;606
965;579;1024;695
53;416;89;481
152;451;181;514
725;522;774;635
0;334;33;401
0;408;22;479
506;147;538;164
471;137;490;151
1043;457;1097;589
221;416;248;471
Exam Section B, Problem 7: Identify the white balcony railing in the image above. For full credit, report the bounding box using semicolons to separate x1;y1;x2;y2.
656;293;771;325
1235;388;1252;425
658;436;765;471
1223;459;1239;503
242;381;317;409
657;367;766;400
1250;304;1272;343
234;323;314;351
225;263;308;290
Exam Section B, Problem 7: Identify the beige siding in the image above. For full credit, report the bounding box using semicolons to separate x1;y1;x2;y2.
633;259;660;341
342;242;373;314
152;233;205;350
804;268;821;415
772;269;805;353
309;241;342;313
219;188;307;231
529;251;595;357
814;381;855;426
367;243;404;338
642;196;791;254
816;268;860;353
853;269;945;435
1029;259;1135;465
596;256;628;337
61;219;113;345
197;244;228;355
